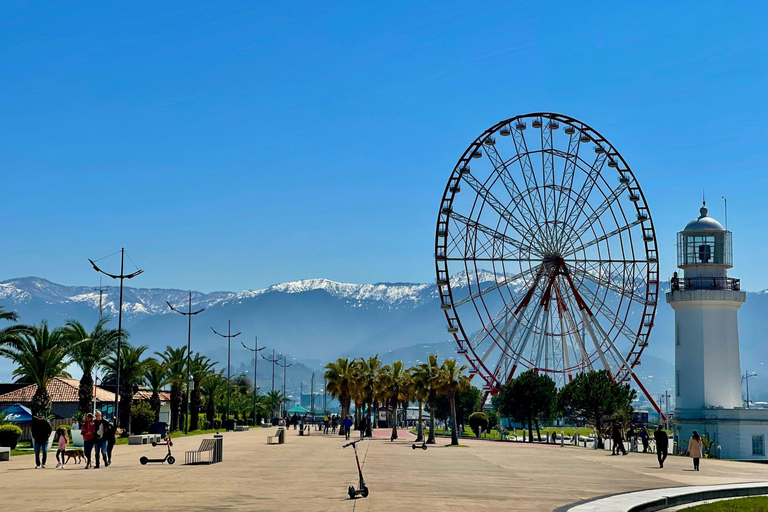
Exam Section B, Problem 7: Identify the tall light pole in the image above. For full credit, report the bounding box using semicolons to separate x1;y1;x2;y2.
743;371;758;409
211;321;241;420
167;292;205;434
262;350;280;419
661;391;672;430
277;356;292;418
310;373;315;416
241;336;265;424
89;248;143;426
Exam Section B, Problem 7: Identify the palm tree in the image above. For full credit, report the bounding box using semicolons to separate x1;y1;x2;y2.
410;364;430;442
189;353;216;430
63;318;122;415
379;360;408;440
0;321;71;415
156;345;187;432
103;343;151;434
0;307;28;347
356;356;381;436
262;390;284;420
201;372;227;426
144;359;169;422
324;357;355;435
440;358;470;446
417;354;442;444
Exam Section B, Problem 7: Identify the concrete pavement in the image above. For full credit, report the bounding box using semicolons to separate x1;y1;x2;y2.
3;427;768;511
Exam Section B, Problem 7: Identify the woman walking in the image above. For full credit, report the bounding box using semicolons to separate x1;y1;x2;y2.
688;430;703;471
106;417;120;466
82;413;96;469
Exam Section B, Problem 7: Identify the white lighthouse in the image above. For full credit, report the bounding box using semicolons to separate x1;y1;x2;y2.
668;203;768;460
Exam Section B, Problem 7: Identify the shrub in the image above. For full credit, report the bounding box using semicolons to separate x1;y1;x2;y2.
201;420;210;430
247;419;254;426
0;424;23;449
486;410;499;432
468;412;489;438
132;402;155;434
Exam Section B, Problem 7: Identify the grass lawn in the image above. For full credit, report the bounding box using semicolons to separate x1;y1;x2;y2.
680;496;768;511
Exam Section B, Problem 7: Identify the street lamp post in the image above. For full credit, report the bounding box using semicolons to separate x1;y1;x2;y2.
167;292;205;434
743;371;758;409
89;248;143;426
277;356;292;418
262;350;280;418
211;321;241;420
241;336;265;424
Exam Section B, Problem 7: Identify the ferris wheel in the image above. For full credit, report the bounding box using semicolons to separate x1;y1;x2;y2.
435;112;662;413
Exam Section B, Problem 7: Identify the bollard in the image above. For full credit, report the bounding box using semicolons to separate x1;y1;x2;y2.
213;435;223;463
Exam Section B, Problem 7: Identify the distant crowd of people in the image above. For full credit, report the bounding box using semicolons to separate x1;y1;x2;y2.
607;421;702;470
30;410;121;469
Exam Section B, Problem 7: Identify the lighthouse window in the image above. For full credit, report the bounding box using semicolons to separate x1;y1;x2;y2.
753;435;765;456
698;244;711;263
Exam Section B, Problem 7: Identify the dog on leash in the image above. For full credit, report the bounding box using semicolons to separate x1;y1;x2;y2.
64;449;85;465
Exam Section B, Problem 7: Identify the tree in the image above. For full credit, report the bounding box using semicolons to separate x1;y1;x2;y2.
486;410;499;432
416;354;442;444
103;343;151;434
497;369;557;442
439;359;470;446
456;386;482;433
557;370;636;448
325;357;355;435
355;356;381;436
468;411;489;438
0;307;27;347
201;372;227;425
378;361;409;440
409;364;430;442
262;390;284;420
0;321;71;415
63;318;122;415
189;353;216;430
156;345;187;432
144;359;169;422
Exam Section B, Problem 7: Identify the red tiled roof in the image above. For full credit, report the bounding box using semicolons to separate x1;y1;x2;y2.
0;378;117;403
133;390;171;402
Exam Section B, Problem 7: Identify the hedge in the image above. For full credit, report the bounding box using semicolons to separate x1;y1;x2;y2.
0;424;23;449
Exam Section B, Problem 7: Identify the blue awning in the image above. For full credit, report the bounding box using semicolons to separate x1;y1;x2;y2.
1;403;33;423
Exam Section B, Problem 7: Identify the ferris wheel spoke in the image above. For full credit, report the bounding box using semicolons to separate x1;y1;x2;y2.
460;172;546;252
509;127;547;227
562;219;644;258
567;264;650;306
446;212;538;261
482;144;544;238
577;284;641;345
560;150;609;239
569;181;632;244
554;128;583;228
540;121;557;244
559;286;593;372
453;264;542;307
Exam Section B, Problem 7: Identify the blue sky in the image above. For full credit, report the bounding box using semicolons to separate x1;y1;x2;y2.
2;1;767;292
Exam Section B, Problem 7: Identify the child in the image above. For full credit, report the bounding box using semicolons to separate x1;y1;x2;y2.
54;427;68;468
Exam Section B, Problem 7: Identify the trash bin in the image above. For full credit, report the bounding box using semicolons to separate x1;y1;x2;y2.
278;428;286;444
213;435;223;463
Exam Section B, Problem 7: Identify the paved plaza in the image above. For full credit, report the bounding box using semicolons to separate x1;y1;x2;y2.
4;428;768;511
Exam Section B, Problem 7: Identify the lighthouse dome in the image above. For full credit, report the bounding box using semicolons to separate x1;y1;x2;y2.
683;205;725;232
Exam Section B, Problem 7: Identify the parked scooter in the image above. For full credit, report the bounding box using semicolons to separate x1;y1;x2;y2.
342;439;368;499
140;428;175;465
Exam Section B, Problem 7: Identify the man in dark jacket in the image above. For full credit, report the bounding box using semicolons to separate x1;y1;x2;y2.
612;422;627;455
654;425;669;468
31;414;52;469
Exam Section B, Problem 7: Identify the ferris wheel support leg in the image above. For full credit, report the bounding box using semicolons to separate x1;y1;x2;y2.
588;317;667;422
561;298;592;372
507;303;544;383
580;309;612;375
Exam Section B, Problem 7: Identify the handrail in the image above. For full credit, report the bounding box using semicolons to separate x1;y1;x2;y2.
670;276;740;291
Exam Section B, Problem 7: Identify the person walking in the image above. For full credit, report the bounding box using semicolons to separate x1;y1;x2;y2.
92;410;110;469
627;425;636;452
81;413;96;469
343;415;353;440
358;416;367;440
323;414;330;434
293;413;299;431
106;417;121;466
611;422;627;455
31;414;52;469
331;415;338;434
654;425;669;468
639;426;650;453
688;430;703;471
54;427;68;468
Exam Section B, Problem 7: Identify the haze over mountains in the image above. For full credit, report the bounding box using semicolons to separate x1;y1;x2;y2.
1;275;767;401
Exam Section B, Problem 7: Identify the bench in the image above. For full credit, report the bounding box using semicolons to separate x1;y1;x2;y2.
0;447;10;461
234;425;249;432
129;434;161;445
267;428;284;445
185;438;216;465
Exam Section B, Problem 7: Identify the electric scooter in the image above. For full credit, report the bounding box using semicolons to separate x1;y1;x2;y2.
140;429;175;465
342;439;368;499
412;441;428;450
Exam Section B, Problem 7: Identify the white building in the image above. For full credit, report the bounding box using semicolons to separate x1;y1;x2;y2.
667;203;768;460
